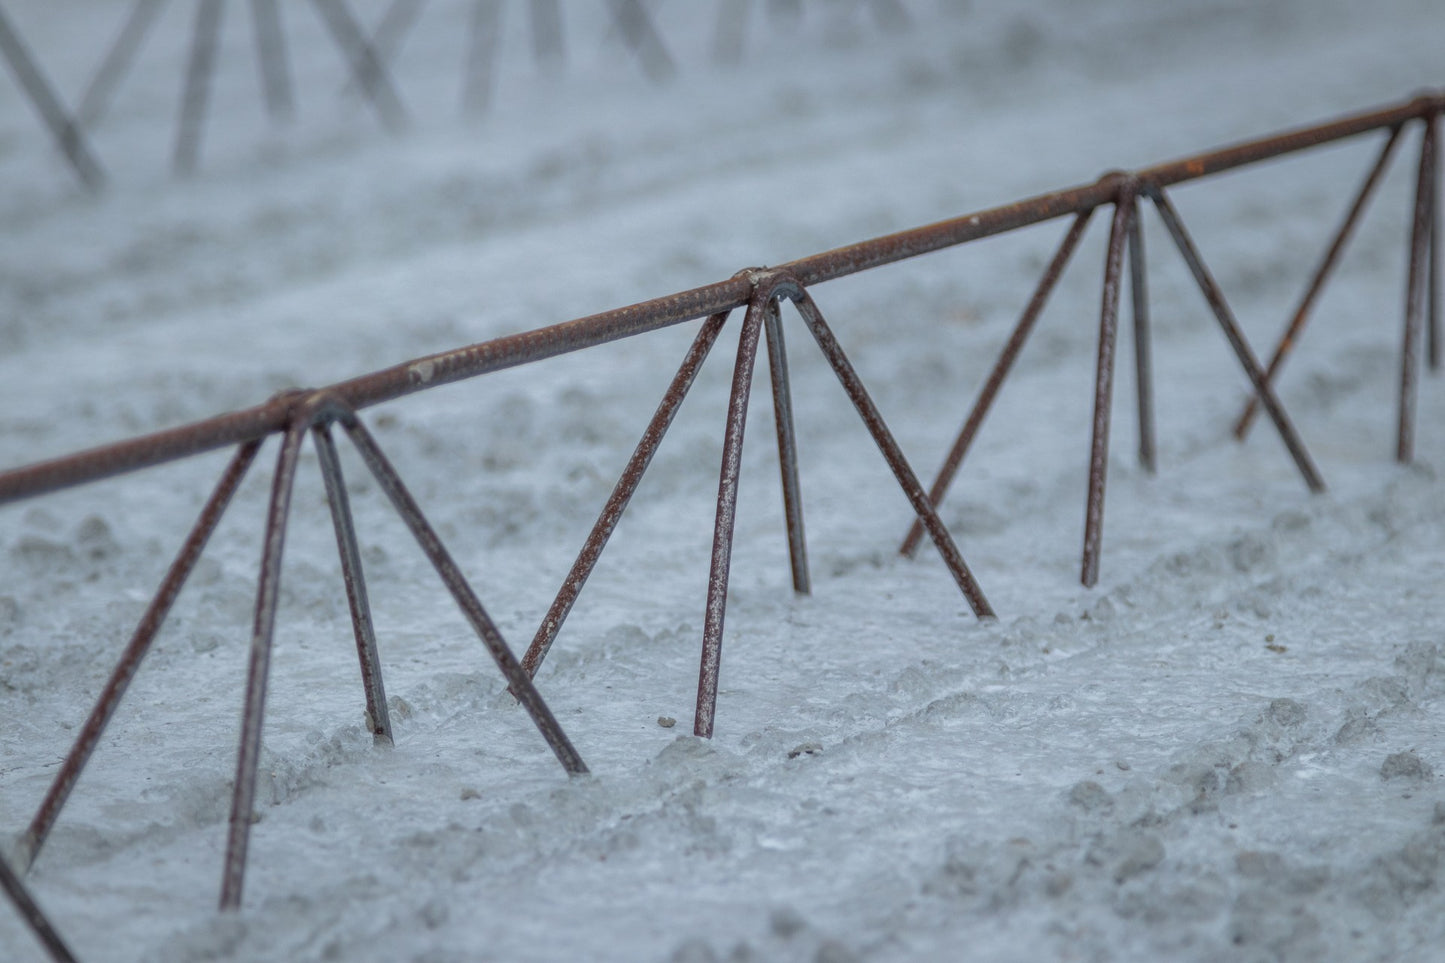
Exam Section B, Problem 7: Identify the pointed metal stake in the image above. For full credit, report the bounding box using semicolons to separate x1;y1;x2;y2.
1235;126;1405;438
220;423;307;911
174;0;224;177
696;302;767;739
0;855;77;963
523;312;730;678
335;410;588;775
1146;185;1326;491
1128;200;1157;473
312;423;392;745
763;297;810;595
18;442;261;874
1081;192;1133;588
902;210;1094;558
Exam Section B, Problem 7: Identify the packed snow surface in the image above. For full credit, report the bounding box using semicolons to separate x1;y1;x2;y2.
1;1;1443;960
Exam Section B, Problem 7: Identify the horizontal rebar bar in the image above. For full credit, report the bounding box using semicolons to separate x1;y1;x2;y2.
0;91;1439;508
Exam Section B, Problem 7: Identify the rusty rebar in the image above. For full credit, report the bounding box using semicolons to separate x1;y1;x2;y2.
1145;186;1325;493
0;5;106;191
0;854;77;963
1080;191;1133;589
1128;197;1156;474
1399;117;1437;463
173;0;223;177
696;296;768;739
250;0;295;123
522;312;731;678
313;423;393;745
335;408;588;775
309;0;411;132
76;0;166;131
3;93;1441;510
901;210;1095;558
17;441;262;874
220;423;307;911
763;297;811;596
1430;110;1441;372
1234;126;1405;439
787;282;994;618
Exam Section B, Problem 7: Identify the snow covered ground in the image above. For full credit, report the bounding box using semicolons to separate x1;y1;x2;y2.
1;1;1443;960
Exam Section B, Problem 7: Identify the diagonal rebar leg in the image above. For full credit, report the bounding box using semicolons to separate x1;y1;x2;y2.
335;411;588;775
312;423;392;745
220;424;307;911
1128;200;1157;474
1430;112;1441;373
0;855;77;963
0;6;106;191
1398;118;1440;459
787;286;995;619
1081;195;1133;588
339;0;425;100
713;0;748;65
902;210;1094;558
17;442;261;874
76;0;166;131
529;0;564;70
524;312;730;678
1147;186;1326;491
174;0;224;177
1399;118;1436;462
309;0;411;132
462;0;503;117
249;0;294;123
1235;126;1405;439
696;304;767;739
763;298;810;595
607;0;676;84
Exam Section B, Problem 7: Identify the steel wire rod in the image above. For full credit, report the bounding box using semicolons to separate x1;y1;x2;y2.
522;311;732;678
1128;194;1156;474
16;441;262;874
332;406;589;776
76;0;167;131
763;296;810;595
1233;126;1406;439
1080;190;1134;589
900;210;1095;558
0;94;1439;506
0;854;77;963
173;0;224;176
313;422;393;745
0;5;106;191
220;420;307;911
1400;115;1437;462
249;0;294;123
1144;185;1326;493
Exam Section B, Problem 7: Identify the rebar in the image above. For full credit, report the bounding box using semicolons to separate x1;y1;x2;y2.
0;855;77;963
0;5;106;190
2;90;1442;914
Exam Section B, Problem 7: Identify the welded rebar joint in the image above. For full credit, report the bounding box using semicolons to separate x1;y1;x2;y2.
1096;169;1142;208
735;266;806;307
